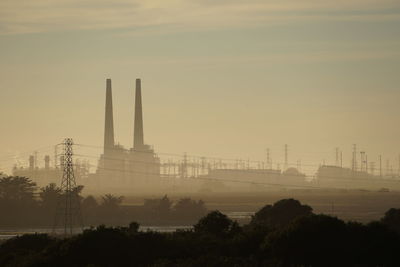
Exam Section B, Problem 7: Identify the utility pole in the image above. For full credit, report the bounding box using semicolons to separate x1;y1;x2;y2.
335;147;339;167
284;144;288;171
340;151;343;168
266;148;270;169
360;151;365;172
53;138;83;236
352;144;357;172
386;159;390;177
379;155;382;178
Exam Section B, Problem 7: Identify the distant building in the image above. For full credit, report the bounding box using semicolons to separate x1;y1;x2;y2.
315;165;400;190
87;78;160;192
201;167;307;191
12;155;89;188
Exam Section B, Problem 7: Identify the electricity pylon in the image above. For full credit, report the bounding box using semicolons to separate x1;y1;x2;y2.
53;138;83;236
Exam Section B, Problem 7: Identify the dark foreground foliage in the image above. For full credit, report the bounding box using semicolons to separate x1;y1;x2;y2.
0;176;207;227
1;198;400;267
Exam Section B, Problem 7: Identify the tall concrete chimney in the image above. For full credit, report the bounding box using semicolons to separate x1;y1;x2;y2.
104;78;115;154
134;78;144;150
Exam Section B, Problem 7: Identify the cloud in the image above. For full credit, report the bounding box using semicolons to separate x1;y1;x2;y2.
0;0;399;35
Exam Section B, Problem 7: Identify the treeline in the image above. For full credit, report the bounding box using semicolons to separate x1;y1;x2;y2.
87;195;207;225
0;176;207;227
1;198;400;266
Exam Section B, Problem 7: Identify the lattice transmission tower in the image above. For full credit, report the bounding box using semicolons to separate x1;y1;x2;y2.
53;138;83;236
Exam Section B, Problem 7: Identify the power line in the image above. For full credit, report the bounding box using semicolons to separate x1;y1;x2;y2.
73;143;400;174
71;153;400;184
72;150;384;172
90;163;400;191
92;165;335;190
0;146;55;162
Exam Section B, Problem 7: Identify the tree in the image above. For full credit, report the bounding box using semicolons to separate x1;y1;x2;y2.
71;185;84;202
194;210;240;237
0;234;56;266
174;198;207;220
381;208;400;234
174;198;206;213
96;194;124;225
82;195;99;224
0;176;37;203
101;194;123;209
0;176;38;226
143;195;172;218
50;185;84;207
39;183;61;208
82;195;98;211
250;198;313;229
127;222;140;234
263;214;349;266
157;195;172;214
38;183;62;222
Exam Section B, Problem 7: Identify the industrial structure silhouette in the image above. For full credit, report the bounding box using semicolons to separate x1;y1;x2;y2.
10;79;400;194
94;78;160;192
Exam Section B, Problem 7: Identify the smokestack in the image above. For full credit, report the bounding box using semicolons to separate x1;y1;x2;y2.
104;78;115;154
134;78;144;150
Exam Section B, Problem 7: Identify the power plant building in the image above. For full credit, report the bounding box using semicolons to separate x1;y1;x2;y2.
12;155;89;188
92;78;160;192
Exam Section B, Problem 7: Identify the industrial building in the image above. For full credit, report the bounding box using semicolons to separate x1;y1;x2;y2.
87;78;161;192
315;165;400;190
12;154;89;188
12;79;400;194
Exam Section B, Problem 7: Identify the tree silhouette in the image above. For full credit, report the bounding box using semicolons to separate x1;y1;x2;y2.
0;176;38;226
0;176;36;203
174;197;207;220
143;195;173;220
82;195;98;211
250;198;313;228
194;210;239;237
127;222;140;234
81;195;99;224
97;194;124;224
381;208;400;234
1;199;400;266
39;183;61;208
101;194;123;209
264;214;348;266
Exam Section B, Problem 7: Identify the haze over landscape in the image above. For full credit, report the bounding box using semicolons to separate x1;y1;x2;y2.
1;0;400;174
1;1;400;266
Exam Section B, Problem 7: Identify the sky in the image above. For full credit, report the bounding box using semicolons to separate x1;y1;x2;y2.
1;0;400;174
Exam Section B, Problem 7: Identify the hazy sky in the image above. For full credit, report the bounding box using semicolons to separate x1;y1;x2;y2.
1;0;400;174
